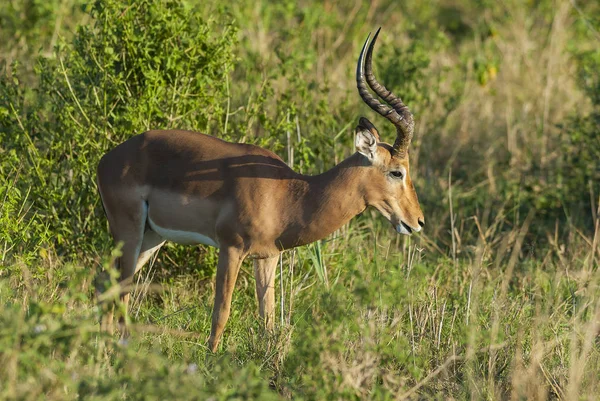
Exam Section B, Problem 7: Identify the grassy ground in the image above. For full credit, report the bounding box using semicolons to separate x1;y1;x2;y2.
2;214;599;399
1;0;600;399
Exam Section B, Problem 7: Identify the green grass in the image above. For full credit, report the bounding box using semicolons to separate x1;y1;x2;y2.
1;0;600;399
2;208;599;399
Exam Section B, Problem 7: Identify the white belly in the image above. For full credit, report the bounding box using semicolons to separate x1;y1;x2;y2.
148;215;219;248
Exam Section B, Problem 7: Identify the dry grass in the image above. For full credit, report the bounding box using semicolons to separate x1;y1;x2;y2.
1;0;599;399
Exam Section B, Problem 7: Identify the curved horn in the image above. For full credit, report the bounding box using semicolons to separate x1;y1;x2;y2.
358;28;414;154
356;34;405;129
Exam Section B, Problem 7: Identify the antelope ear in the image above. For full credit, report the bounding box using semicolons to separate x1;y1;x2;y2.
358;117;380;141
355;127;378;161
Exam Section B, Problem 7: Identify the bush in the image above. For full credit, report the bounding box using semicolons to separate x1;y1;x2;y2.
0;0;237;262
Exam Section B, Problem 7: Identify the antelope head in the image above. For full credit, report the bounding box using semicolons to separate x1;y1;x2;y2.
355;28;424;235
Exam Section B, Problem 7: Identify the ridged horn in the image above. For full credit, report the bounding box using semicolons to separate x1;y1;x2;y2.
357;28;414;154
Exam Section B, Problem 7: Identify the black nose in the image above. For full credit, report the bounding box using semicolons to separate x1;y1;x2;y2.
418;218;425;227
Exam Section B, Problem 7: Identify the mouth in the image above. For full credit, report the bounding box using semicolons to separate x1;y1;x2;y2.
395;221;413;236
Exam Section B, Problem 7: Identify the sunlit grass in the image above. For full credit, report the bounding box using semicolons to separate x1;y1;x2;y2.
1;0;599;399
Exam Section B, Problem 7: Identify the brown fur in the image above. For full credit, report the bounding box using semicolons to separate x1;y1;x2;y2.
97;125;424;351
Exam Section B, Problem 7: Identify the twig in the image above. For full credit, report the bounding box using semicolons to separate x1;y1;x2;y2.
59;57;91;124
396;354;461;400
396;343;507;400
570;0;600;42
224;74;230;135
154;306;198;323
280;253;284;327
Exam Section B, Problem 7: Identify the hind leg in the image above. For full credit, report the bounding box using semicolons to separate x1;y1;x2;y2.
98;192;148;333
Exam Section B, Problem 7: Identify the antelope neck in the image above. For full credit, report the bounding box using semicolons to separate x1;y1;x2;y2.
285;153;370;245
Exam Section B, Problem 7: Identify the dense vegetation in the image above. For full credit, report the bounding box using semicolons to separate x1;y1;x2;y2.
1;0;599;399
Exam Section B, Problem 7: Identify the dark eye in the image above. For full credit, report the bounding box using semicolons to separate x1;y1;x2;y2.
390;171;404;179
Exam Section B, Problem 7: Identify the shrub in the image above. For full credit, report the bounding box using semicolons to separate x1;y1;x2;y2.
0;0;237;263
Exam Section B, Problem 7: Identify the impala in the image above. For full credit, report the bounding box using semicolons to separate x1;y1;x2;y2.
97;28;424;352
